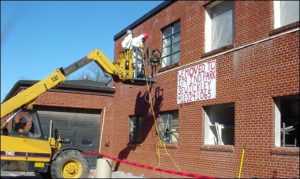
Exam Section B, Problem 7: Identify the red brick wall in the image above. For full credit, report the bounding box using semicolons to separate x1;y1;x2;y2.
108;1;299;178
235;1;273;47
36;91;110;110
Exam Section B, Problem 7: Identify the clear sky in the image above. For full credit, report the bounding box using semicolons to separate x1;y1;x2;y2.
1;1;163;102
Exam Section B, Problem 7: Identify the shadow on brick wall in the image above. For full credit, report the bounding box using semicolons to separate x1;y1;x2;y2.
114;87;164;171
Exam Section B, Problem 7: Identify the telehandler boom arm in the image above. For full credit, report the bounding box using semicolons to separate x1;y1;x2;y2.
1;49;134;120
63;49;119;76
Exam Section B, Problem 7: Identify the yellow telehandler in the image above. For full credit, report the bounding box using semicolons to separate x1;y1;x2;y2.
0;48;155;178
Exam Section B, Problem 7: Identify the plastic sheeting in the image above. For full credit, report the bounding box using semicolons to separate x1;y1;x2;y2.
280;1;299;27
210;1;233;51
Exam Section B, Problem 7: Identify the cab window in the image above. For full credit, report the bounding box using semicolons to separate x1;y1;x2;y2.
8;111;42;139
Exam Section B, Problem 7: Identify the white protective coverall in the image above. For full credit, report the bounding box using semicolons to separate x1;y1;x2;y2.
132;34;148;78
121;32;148;78
121;30;133;49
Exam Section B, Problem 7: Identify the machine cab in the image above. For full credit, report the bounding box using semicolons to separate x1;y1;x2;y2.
1;110;44;140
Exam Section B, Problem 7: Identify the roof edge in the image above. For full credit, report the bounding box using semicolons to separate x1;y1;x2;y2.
2;80;115;103
113;0;176;41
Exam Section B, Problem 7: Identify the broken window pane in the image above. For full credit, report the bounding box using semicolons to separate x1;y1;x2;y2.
158;111;179;144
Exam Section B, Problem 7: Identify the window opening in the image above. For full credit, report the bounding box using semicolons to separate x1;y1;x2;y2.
158;111;179;144
274;1;299;29
274;95;299;147
129;116;143;143
204;103;234;145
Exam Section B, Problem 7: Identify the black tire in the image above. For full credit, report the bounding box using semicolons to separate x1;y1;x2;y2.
50;150;90;178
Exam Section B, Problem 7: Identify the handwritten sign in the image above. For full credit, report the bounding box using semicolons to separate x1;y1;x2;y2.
177;60;216;104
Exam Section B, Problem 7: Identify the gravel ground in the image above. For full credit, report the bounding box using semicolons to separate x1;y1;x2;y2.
0;170;144;178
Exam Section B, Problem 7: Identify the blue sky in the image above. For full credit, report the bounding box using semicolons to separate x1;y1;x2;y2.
1;1;163;102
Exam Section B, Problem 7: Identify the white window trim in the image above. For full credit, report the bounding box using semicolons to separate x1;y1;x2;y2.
204;109;214;144
204;110;227;145
274;102;281;147
205;1;223;53
205;10;212;53
273;1;281;29
204;1;233;53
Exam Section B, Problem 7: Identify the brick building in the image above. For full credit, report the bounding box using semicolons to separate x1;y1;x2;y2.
103;1;299;178
4;1;299;178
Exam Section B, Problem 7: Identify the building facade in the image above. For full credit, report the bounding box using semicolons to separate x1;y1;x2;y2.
4;1;298;178
103;1;299;178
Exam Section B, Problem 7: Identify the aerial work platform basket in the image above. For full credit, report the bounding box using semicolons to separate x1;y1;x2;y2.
115;48;159;85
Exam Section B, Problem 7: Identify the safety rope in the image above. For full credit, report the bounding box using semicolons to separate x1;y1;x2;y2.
143;49;181;171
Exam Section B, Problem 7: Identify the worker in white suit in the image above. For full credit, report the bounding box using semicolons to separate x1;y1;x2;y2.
132;33;148;78
121;31;148;78
121;30;133;49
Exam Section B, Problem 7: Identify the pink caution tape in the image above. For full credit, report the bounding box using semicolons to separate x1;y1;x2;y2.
83;151;215;179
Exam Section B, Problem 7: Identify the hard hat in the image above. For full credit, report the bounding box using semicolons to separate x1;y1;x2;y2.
143;33;148;40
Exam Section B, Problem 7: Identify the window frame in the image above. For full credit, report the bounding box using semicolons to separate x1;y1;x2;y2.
157;110;179;144
273;1;300;29
8;111;43;139
204;103;235;146
161;20;181;68
274;95;299;148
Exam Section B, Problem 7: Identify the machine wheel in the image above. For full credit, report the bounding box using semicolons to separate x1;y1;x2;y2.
50;150;89;178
